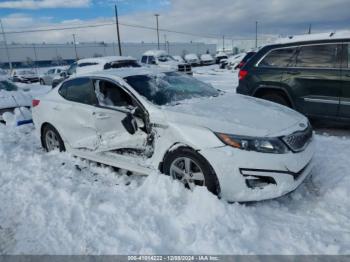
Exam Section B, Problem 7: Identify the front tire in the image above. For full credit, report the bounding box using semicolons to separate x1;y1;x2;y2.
163;147;220;196
40;79;45;85
42;124;65;152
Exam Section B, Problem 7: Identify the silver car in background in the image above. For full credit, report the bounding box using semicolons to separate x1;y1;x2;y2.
39;67;66;85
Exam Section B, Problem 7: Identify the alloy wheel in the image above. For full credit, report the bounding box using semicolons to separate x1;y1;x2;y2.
169;157;205;190
45;130;60;151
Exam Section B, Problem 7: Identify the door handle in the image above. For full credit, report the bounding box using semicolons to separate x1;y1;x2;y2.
286;71;300;75
93;112;111;119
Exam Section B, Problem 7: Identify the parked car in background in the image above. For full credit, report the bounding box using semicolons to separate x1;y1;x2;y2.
172;55;185;63
52;56;140;88
224;53;247;70
11;69;39;83
184;53;201;66
234;51;256;70
200;54;215;66
219;58;228;69
39;67;66;85
33;68;314;202
237;32;350;122
215;52;228;64
141;50;192;75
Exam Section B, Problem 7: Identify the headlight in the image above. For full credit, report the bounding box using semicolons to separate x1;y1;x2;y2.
215;133;289;154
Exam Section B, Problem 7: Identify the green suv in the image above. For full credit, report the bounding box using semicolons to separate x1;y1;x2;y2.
237;36;350;121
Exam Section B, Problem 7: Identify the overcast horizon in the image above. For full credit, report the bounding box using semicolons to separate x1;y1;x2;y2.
0;0;349;46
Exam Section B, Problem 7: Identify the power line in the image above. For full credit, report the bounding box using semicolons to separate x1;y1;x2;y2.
0;20;259;41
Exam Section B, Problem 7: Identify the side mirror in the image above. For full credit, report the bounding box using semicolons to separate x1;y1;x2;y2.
150;60;157;65
121;113;138;135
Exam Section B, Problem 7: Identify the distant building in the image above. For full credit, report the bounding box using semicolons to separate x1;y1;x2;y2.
0;42;216;68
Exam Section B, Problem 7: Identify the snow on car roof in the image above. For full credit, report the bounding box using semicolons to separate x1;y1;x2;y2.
80;67;173;79
77;56;137;65
143;50;168;57
275;31;350;44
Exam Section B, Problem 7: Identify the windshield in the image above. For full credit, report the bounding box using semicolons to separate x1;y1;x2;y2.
0;80;18;91
124;72;219;106
158;55;175;62
104;60;141;69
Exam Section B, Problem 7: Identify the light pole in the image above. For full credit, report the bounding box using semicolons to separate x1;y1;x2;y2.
115;4;122;56
255;21;258;48
72;34;78;61
155;14;160;50
0;19;12;71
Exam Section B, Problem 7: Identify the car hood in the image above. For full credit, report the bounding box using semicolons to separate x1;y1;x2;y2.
160;93;307;137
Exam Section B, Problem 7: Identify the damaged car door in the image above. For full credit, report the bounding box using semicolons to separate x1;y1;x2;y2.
56;77;100;150
91;77;148;153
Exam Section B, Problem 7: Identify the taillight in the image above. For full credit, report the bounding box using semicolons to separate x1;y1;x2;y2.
239;70;248;80
32;99;40;107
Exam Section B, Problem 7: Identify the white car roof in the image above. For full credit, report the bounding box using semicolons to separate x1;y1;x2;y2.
275;31;350;44
79;67;173;79
77;56;136;65
215;52;228;57
143;50;168;57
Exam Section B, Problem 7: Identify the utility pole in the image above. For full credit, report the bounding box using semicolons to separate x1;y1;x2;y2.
32;44;38;74
0;19;12;71
115;4;122;56
164;34;167;50
308;24;312;34
255;21;258;48
72;34;78;61
155;14;160;50
222;35;225;52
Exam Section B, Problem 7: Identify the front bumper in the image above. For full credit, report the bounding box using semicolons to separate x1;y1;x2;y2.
200;138;315;202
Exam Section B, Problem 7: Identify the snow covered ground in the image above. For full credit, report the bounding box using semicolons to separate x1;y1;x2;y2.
0;66;350;254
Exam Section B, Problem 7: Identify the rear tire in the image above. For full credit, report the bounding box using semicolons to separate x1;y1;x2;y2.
260;92;290;107
163;147;220;196
42;124;65;152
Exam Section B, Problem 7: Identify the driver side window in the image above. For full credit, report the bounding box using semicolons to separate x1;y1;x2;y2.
93;79;134;108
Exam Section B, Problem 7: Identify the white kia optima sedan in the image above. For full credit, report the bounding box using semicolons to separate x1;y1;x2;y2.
32;68;314;202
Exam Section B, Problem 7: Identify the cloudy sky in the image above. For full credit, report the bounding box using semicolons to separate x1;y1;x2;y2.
0;0;349;45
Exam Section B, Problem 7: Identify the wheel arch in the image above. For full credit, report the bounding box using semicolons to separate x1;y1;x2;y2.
158;143;215;175
253;85;295;108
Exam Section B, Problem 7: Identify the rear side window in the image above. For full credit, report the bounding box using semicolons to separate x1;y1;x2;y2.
78;62;99;67
141;56;148;63
296;44;341;68
59;78;97;105
259;47;297;67
148;56;156;64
